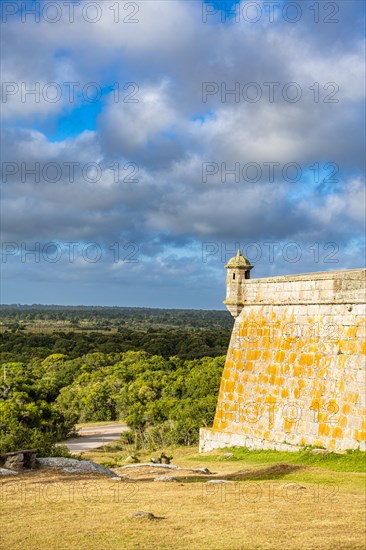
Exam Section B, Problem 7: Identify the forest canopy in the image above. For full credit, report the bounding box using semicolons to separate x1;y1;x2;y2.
0;307;230;454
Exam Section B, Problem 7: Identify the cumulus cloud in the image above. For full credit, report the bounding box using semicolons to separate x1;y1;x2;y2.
1;0;365;306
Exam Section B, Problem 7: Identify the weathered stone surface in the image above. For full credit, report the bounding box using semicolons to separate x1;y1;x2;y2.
37;457;117;477
200;266;366;453
194;467;211;474
4;453;24;471
1;450;38;471
0;468;18;476
154;476;176;482
117;463;212;474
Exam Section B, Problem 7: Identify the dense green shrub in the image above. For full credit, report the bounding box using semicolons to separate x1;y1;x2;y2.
0;395;76;455
0;350;224;453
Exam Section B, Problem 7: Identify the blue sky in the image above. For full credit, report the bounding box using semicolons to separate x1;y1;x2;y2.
1;0;365;308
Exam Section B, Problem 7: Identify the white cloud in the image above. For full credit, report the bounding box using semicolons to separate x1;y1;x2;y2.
1;0;365;305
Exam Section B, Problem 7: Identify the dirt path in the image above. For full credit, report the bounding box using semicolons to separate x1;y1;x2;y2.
63;424;128;453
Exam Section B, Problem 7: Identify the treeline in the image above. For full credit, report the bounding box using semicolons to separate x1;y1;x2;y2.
0;308;231;454
0;351;225;454
0;305;233;330
0;327;231;363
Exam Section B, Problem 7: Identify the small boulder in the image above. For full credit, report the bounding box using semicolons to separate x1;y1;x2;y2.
0;468;18;476
154;476;176;482
310;449;329;455
4;453;24;471
193;467;211;474
224;452;234;459
37;457;116;477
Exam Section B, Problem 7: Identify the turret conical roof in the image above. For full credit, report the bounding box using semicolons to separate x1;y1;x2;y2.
225;250;253;269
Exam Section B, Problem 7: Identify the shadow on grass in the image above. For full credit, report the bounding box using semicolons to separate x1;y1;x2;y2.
133;463;303;483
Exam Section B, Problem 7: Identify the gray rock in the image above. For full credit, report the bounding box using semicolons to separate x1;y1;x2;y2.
193;467;211;474
37;457;116;477
4;453;24;470
224;452;234;459
154;476;176;482
310;449;329;455
118;463;212;474
0;468;18;476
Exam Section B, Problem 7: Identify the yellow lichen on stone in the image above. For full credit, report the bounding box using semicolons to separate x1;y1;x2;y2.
338;415;348;428
245;361;253;372
268;364;278;375
233;349;243;361
332;427;343;438
246;349;261;361
318;423;331;436
199;268;366;454
299;354;314;367
275;351;286;362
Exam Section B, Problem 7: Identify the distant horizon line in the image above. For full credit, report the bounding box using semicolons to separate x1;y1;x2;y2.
0;303;227;312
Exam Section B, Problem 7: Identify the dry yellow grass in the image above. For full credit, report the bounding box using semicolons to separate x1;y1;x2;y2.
1;452;365;550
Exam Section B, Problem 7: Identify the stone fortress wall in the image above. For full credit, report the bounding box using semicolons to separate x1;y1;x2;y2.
199;258;366;453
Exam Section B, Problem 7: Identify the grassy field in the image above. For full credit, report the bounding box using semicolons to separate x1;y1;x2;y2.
0;320;120;335
1;444;365;550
